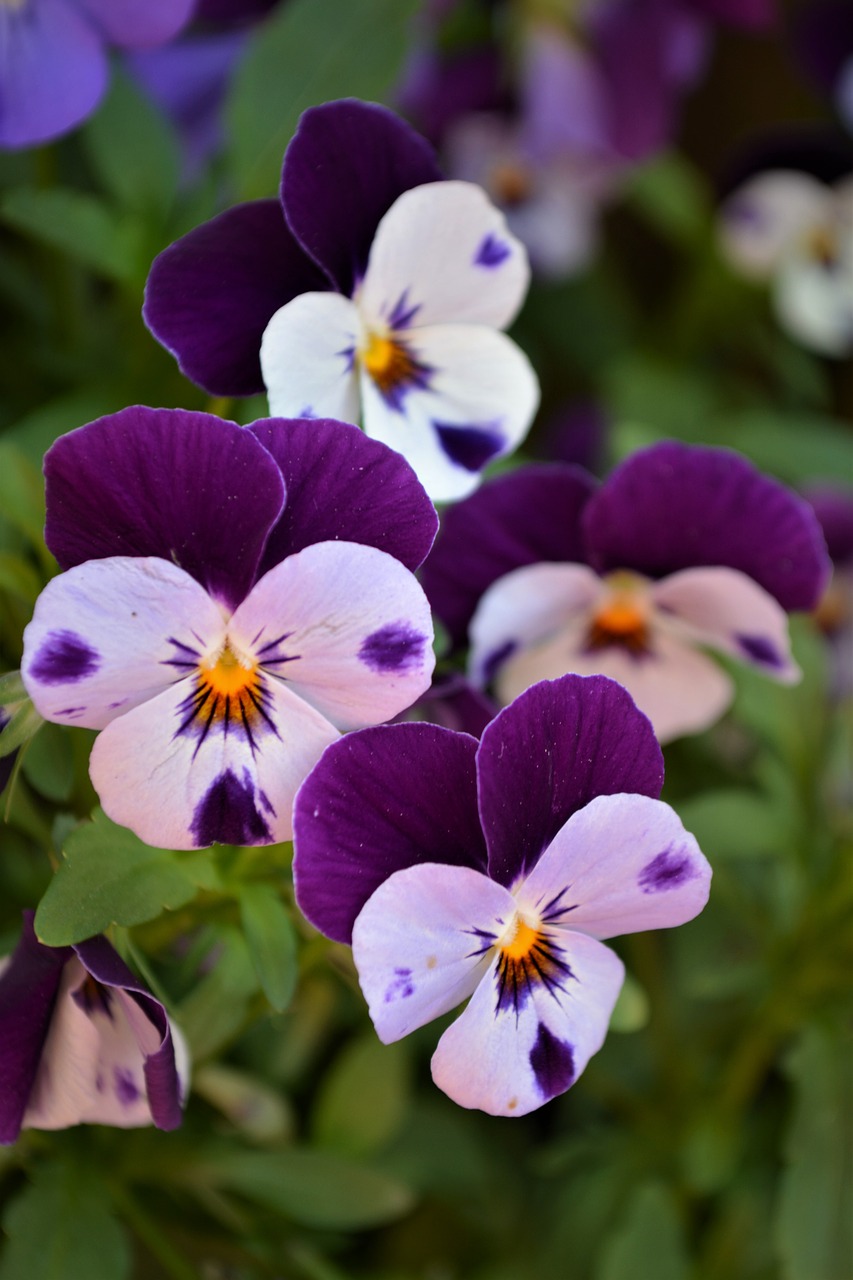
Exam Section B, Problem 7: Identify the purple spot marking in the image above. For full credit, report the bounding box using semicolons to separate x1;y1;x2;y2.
359;623;426;673
73;982;113;1019
190;768;273;847
258;789;277;816
475;233;512;267
529;1023;575;1100
638;845;698;894
434;421;505;472
298;405;316;418
57;706;86;717
114;1068;140;1107
336;343;355;373
482;640;516;686
737;633;783;668
384;967;415;1003
30;631;100;685
387;288;421;329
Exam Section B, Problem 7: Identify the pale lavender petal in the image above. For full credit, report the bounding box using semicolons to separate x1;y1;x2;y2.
260;292;361;424
77;0;194;46
719;171;830;278
520;24;610;160
293;724;487;945
774;234;853;357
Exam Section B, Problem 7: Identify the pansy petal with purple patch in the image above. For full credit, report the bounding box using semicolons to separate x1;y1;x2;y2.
584;442;831;611
352;862;513;1042
249;417;438;574
44;407;285;611
431;929;623;1117
718;171;829;278
517;793;711;942
260;293;361;425
421;465;597;648
293;724;487;944
281;98;443;296
359;181;530;331
22;557;225;731
144;201;328;396
477;675;664;889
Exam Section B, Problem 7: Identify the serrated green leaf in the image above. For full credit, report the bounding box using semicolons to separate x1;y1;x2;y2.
0;187;144;283
0;1162;130;1280
239;882;298;1013
226;0;420;199
82;69;179;218
598;1182;689;1280
0;699;43;758
312;1034;410;1156
34;809;219;945
21;720;74;802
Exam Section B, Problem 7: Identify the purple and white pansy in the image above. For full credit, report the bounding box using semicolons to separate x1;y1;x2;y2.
0;913;186;1142
421;442;831;742
21;407;437;849
293;675;711;1117
144;98;539;502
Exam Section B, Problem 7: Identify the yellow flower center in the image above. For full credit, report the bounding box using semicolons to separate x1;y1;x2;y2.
494;911;570;1013
499;916;540;961
587;573;651;654
193;640;263;728
359;329;429;406
490;161;533;207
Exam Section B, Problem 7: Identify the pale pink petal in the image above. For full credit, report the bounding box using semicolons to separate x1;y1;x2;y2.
22;557;225;730
516;793;711;941
352;863;513;1043
229;543;434;731
653;566;800;682
467;563;602;686
359;180;530;331
431;930;624;1117
260;292;361;423
718;171;830;278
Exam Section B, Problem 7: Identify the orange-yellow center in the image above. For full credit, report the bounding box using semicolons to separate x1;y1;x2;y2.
195;641;262;725
490;161;533;207
587;574;651;653
499;916;540;961
593;596;648;636
804;224;838;268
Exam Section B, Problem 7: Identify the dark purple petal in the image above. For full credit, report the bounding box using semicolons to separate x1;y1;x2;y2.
44;407;285;612
250;417;438;574
421;464;597;649
0;914;69;1145
584;442;831;612
806;486;853;566
293;724;487;944
477;675;664;888
399;673;497;737
143;200;328;396
74;935;183;1130
281;99;443;296
543;400;609;474
398;44;507;147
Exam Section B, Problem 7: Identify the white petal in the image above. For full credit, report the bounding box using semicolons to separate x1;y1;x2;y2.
653;567;800;682
517;793;711;941
468;563;602;686
359;180;530;331
230;542;435;731
260;291;361;422
352;862;514;1043
22;557;225;730
431;930;624;1117
774;240;853;357
718;171;830;278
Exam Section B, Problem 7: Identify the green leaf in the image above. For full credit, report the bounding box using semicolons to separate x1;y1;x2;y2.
34;809;219;945
775;1025;853;1280
676;788;792;860
0;187;144;284
0;700;43;759
21;720;74;802
623;152;711;246
0;669;26;703
4;388;127;465
177;927;259;1061
0;443;45;547
312;1034;410;1156
0;1162;130;1280
226;0;420;199
239;882;298;1013
598;1182;689;1280
0;554;41;605
608;971;650;1032
197;1148;415;1229
82;69;179;218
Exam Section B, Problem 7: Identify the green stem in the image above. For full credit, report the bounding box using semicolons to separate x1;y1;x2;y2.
112;1184;199;1280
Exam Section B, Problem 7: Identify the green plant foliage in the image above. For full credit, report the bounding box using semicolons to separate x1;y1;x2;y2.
81;71;179;220
312;1034;411;1156
597;1182;689;1280
0;188;145;285
239;882;298;1013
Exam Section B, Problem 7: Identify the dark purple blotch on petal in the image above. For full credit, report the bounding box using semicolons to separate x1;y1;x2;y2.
529;1023;575;1100
434;421;505;473
359;623;427;673
474;233;511;267
190;768;273;847
638;846;699;894
387;289;421;329
737;633;784;668
384;968;415;1002
114;1068;140;1106
481;641;517;686
30;631;100;685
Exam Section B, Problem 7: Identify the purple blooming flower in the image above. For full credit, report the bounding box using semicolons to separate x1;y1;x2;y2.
20;408;437;849
421;443;830;743
293;675;711;1116
807;485;853;697
0;913;186;1143
0;0;195;150
144;98;539;503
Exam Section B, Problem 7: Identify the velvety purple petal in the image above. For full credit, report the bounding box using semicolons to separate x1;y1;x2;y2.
400;673;497;737
584;442;831;612
476;675;664;889
398;44;506;147
806;486;853;565
249;417;438;574
73;935;183;1130
281;99;443;296
0;913;68;1145
0;0;107;149
76;0;195;46
143;200;328;396
293;723;487;945
44;407;285;612
421;464;596;648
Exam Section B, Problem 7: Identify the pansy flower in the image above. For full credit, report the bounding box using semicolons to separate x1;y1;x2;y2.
144;98;539;502
0;913;186;1143
807;485;853;697
0;0;194;149
293;675;711;1116
21;407;437;849
421;442;830;742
